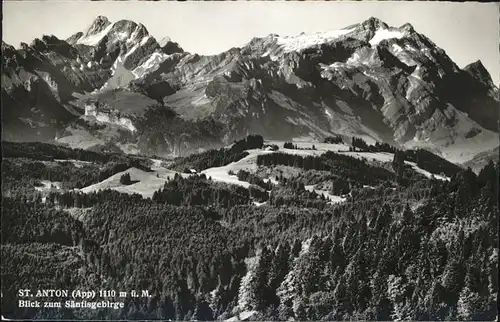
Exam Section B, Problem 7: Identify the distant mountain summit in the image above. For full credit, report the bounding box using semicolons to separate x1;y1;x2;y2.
67;16;161;71
83;15;112;39
2;17;498;163
464;60;496;92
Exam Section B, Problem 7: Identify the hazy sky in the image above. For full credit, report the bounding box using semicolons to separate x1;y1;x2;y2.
3;1;499;84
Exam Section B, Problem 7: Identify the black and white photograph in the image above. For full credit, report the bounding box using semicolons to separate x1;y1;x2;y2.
1;1;499;320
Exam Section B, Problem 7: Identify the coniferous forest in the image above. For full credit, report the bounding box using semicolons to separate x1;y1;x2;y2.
0;138;498;321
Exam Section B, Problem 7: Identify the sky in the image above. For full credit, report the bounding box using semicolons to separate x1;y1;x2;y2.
3;1;499;84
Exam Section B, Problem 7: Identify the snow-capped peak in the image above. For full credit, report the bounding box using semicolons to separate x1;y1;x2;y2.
76;18;151;47
83;16;111;38
361;17;389;31
357;18;413;47
399;23;415;33
132;52;170;78
254;17;415;55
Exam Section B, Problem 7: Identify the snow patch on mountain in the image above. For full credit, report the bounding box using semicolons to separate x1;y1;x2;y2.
327;62;344;69
324;108;333;120
77;24;113;46
140;35;151;46
158;36;171;47
116;32;130;41
123;44;140;60
125;26;147;45
369;28;406;46
275;28;355;52
346;52;369;66
132;52;170;78
405;44;418;52
389;44;419;67
411;66;423;80
392;44;404;54
362;70;380;81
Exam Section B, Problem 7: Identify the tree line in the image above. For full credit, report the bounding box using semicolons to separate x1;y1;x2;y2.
257;151;395;187
169;135;264;172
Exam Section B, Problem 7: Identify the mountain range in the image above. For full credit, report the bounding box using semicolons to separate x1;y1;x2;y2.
2;16;498;164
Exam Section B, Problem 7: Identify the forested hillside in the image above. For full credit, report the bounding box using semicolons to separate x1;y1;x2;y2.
1;139;497;320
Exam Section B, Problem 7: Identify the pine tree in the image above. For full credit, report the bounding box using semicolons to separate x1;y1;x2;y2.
120;173;132;185
392;150;405;184
250;247;273;310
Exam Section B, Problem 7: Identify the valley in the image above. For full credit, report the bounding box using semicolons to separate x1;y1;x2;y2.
2;16;498;165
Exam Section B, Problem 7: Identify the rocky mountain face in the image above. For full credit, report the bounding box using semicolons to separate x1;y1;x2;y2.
1;37;110;141
2;17;498;162
1;16;170;141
